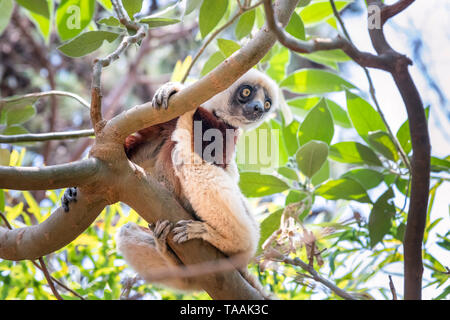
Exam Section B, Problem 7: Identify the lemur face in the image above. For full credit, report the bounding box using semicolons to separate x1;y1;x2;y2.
202;69;278;130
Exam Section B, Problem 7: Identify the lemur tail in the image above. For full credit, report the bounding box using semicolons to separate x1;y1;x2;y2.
239;268;276;300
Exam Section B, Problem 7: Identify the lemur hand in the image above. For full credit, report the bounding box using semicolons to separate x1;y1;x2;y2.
62;187;77;212
151;82;184;110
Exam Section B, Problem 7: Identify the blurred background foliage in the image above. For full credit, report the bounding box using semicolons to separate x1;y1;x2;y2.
0;0;448;300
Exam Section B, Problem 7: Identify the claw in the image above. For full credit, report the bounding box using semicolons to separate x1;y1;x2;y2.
151;82;184;110
172;220;205;244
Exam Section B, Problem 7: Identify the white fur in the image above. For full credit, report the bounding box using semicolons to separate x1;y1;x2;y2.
171;111;259;259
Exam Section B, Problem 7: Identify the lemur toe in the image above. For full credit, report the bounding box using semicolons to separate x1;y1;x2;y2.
62;187;77;212
172;220;205;244
153;220;172;240
152;82;184;110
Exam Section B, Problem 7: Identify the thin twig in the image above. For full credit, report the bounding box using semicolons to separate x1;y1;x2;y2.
329;0;411;171
388;275;398;300
380;0;415;25
180;1;264;83
0;90;90;109
0;129;94;143
38;257;63;300
277;254;357;300
262;0;391;70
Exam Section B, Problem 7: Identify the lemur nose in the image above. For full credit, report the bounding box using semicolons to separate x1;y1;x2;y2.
247;101;264;114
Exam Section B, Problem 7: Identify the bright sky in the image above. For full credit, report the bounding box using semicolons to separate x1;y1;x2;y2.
340;0;450;299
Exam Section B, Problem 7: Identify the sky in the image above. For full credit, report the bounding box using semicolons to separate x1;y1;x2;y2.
339;0;450;299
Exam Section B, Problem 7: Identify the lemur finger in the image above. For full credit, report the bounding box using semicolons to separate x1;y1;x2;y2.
154;220;172;239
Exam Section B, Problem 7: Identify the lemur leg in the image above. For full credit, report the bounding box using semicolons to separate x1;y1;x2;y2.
62;187;77;212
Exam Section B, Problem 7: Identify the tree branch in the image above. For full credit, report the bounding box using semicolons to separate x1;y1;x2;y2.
275;253;357;300
103;0;299;142
0;158;102;190
0;188;109;260
180;0;264;83
0;129;94;143
380;0;415;25
365;0;430;300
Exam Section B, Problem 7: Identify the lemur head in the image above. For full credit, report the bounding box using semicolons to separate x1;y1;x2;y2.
201;69;278;130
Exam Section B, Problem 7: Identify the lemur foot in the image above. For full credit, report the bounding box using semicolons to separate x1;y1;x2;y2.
149;220;173;253
151;82;184;110
62;187;77;212
172;220;206;244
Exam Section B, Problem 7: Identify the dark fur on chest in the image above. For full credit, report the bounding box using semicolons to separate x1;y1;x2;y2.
124;107;238;169
192;107;238;169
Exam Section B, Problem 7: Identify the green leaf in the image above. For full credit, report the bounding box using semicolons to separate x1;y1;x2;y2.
281;69;355;94
270;119;289;167
346;90;387;143
297;0;311;7
185;0;203;15
395;223;406;242
302;49;350;62
316;178;372;203
0;190;4;213
236;121;284;176
239;172;289;197
296;140;329;178
16;0;49;18
0;148;10;166
329;141;382;166
56;0;96;41
58;30;120;57
430;156;450;172
266;47;290;83
311;159;329;186
257;209;283;254
396;106;429;155
281;119;300;156
298;98;334;145
138;17;180;28
96;0;113;10
97;16;121;27
21;0;53;43
5;105;36;125
199;0;228;38
326;99;352;128
235;8;255;40
200;51;226;76
368;130;399;161
285;189;308;205
299;0;351;26
285;11;305;40
217;38;240;57
122;0;143;19
0;0;14;36
277;166;298;181
368;188;395;247
0;95;39;110
2;125;28;135
342;168;384;190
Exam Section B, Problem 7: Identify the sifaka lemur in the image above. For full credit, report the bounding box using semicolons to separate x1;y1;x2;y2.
62;69;278;298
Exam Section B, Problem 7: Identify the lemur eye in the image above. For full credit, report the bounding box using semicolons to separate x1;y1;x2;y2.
264;100;271;110
241;87;251;97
